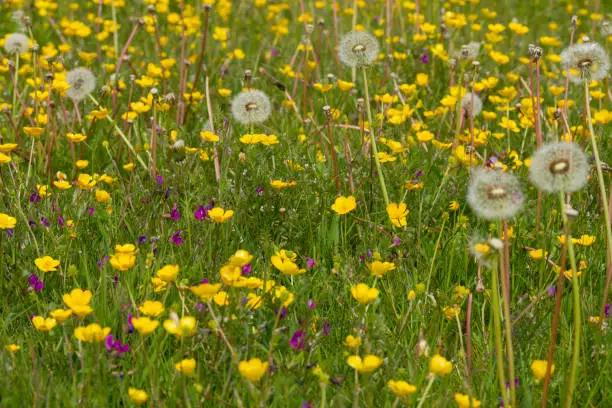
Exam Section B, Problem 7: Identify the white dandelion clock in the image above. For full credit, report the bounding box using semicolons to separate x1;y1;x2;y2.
467;168;524;220
4;33;29;55
461;92;483;117
559;42;610;84
65;68;97;102
230;90;272;125
529;142;589;193
338;31;380;68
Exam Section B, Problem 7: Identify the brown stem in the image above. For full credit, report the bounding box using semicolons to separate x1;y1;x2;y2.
466;292;473;375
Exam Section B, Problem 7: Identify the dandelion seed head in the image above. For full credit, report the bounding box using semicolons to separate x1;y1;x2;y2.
231;90;272;125
461;92;483;117
458;42;481;61
338;31;379;68
529;142;589;193
4;33;30;55
560;42;610;84
467;168;524;220
65;68;97;101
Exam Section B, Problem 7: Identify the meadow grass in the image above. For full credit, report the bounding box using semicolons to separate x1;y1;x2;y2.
0;0;611;407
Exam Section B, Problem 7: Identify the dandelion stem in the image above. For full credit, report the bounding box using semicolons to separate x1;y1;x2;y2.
498;229;516;408
425;215;447;293
491;261;509;408
583;83;612;322
559;191;581;408
415;375;435;408
361;66;390;208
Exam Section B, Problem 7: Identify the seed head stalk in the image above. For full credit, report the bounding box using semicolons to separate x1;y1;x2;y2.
361;66;390;208
559;191;581;408
582;82;612;321
491;260;509;408
498;223;516;408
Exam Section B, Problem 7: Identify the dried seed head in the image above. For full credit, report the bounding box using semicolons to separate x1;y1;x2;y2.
460;92;483;117
560;42;610;84
528;44;544;60
529;142;589;193
4;33;30;55
467;168;524;220
65;67;96;101
231;90;272;125
338;31;379;68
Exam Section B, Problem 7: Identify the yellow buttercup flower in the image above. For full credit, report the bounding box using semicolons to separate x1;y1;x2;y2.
34;256;60;272
271;250;305;275
109;252;136;272
156;264;179;282
238;358;269;382
386;202;408;227
343;335;362;349
132;317;160;335
531;360;554;380
454;393;482;408
74;323;111;343
139;300;165;317
175;358;197;376
32;316;57;332
367;261;396;277
0;213;17;229
388;380;417;397
164;316;197;337
346;355;383;373
331;195;357;215
128;388;148;405
429;354;453;376
62;288;94;318
190;283;222;301
5;344;20;353
351;283;379;304
208;207;234;223
49;309;73;323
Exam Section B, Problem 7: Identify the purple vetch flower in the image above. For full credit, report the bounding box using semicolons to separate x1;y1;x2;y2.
86;207;95;216
58;215;65;227
547;285;557;297
241;264;251;275
29;192;41;204
5;229;14;238
359;254;365;263
301;402;312;408
307;299;316;309
138;235;147;245
391;236;401;247
28;220;36;228
156;175;164;185
29;274;44;291
270;48;279;57
105;334;130;355
366;249;373;258
277;307;288;319
306;258;316;269
194;206;208;220
127;313;134;334
505;378;519;389
414;169;424;178
40;217;50;228
322;321;331;336
195;302;206;313
421;53;429;64
605;304;610;319
97;256;109;270
171;230;183;246
255;186;265;196
170;204;181;221
290;330;306;350
201;277;209;284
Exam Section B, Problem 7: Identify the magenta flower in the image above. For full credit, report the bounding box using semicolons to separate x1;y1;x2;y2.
290;330;306;350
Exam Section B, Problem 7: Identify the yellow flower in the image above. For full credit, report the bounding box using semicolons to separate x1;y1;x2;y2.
572;234;596;246
66;132;87;143
53;180;72;190
531;360;554;380
175;358;197;376
214;291;230;306
238;358;269;382
74;323;111;343
95;189;111;203
208;207;234;223
0;213;17;229
454;393;482;408
499;117;520;133
128;388;148;405
245;293;264;310
386;202;408;227
110;252;136;272
49;309;73;323
271;250;305;275
429;354;453;376
351;283;379;304
449;201;460;211
32;316;57;332
416;130;434;142
415;73;429;86
5;344;20;353
115;244;137;254
388;380;417;397
337;79;354;91
132;317;160;335
528;249;548;260
343;335;362;349
200;131;220;142
331;195;357;215
75;160;89;169
0;153;11;164
34;256;60;272
190;283;222;301
139;300;165;317
63;288;94;318
164;316;197;337
367;261;396;277
443;305;461;320
346;355;383;373
76;173;96;190
156;264;179;282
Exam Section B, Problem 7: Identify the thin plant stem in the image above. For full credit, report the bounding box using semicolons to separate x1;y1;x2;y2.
498;233;516;408
491;261;509;408
415;375;435;408
361;66;390;208
559;191;581;408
